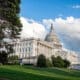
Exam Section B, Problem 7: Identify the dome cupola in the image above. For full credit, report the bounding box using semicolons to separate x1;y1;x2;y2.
45;24;62;48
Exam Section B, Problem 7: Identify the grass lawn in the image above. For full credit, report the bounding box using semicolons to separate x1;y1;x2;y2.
0;65;80;80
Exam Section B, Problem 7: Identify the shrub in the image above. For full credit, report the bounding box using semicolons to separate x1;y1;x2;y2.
46;59;53;67
56;56;64;67
51;55;56;65
0;51;8;65
63;59;70;68
51;56;64;68
37;54;47;67
8;55;19;64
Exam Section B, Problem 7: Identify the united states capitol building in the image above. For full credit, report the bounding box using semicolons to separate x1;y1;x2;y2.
13;24;78;65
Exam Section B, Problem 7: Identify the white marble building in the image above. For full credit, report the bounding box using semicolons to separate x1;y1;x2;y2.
12;24;78;65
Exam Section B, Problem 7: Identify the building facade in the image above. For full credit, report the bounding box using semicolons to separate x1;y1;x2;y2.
13;24;78;65
13;38;53;64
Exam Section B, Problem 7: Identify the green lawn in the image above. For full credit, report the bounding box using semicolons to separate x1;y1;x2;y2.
0;65;80;80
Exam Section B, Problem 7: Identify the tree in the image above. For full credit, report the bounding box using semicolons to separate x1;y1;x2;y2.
51;55;56;66
0;0;22;64
0;51;8;64
0;0;22;38
0;21;14;64
51;56;64;68
46;59;53;67
63;59;70;68
8;55;19;64
55;56;64;67
37;54;47;67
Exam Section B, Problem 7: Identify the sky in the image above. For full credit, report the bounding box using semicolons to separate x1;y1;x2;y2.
20;0;80;20
20;0;80;53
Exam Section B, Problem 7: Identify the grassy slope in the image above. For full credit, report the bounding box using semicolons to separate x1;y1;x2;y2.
0;65;80;80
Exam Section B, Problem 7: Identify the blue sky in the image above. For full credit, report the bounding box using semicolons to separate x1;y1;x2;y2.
20;0;80;21
20;0;80;53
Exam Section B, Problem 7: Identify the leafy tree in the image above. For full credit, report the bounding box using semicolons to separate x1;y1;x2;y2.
37;54;47;67
51;56;64;68
0;0;22;64
46;59;53;67
0;0;21;27
0;51;8;64
63;59;70;68
51;55;56;66
0;21;14;64
55;56;64;67
8;55;19;64
0;0;22;38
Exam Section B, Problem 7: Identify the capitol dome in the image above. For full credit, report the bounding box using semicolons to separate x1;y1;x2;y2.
45;24;62;48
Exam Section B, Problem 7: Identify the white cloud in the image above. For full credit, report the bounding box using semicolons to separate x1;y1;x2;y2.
20;17;47;39
42;16;80;52
58;14;63;17
43;16;80;38
72;5;80;9
20;16;80;52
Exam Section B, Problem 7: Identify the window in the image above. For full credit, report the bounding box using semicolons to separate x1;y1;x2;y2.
26;48;27;52
20;48;21;52
29;42;31;45
23;43;24;46
22;48;24;53
26;43;27;46
29;47;30;52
